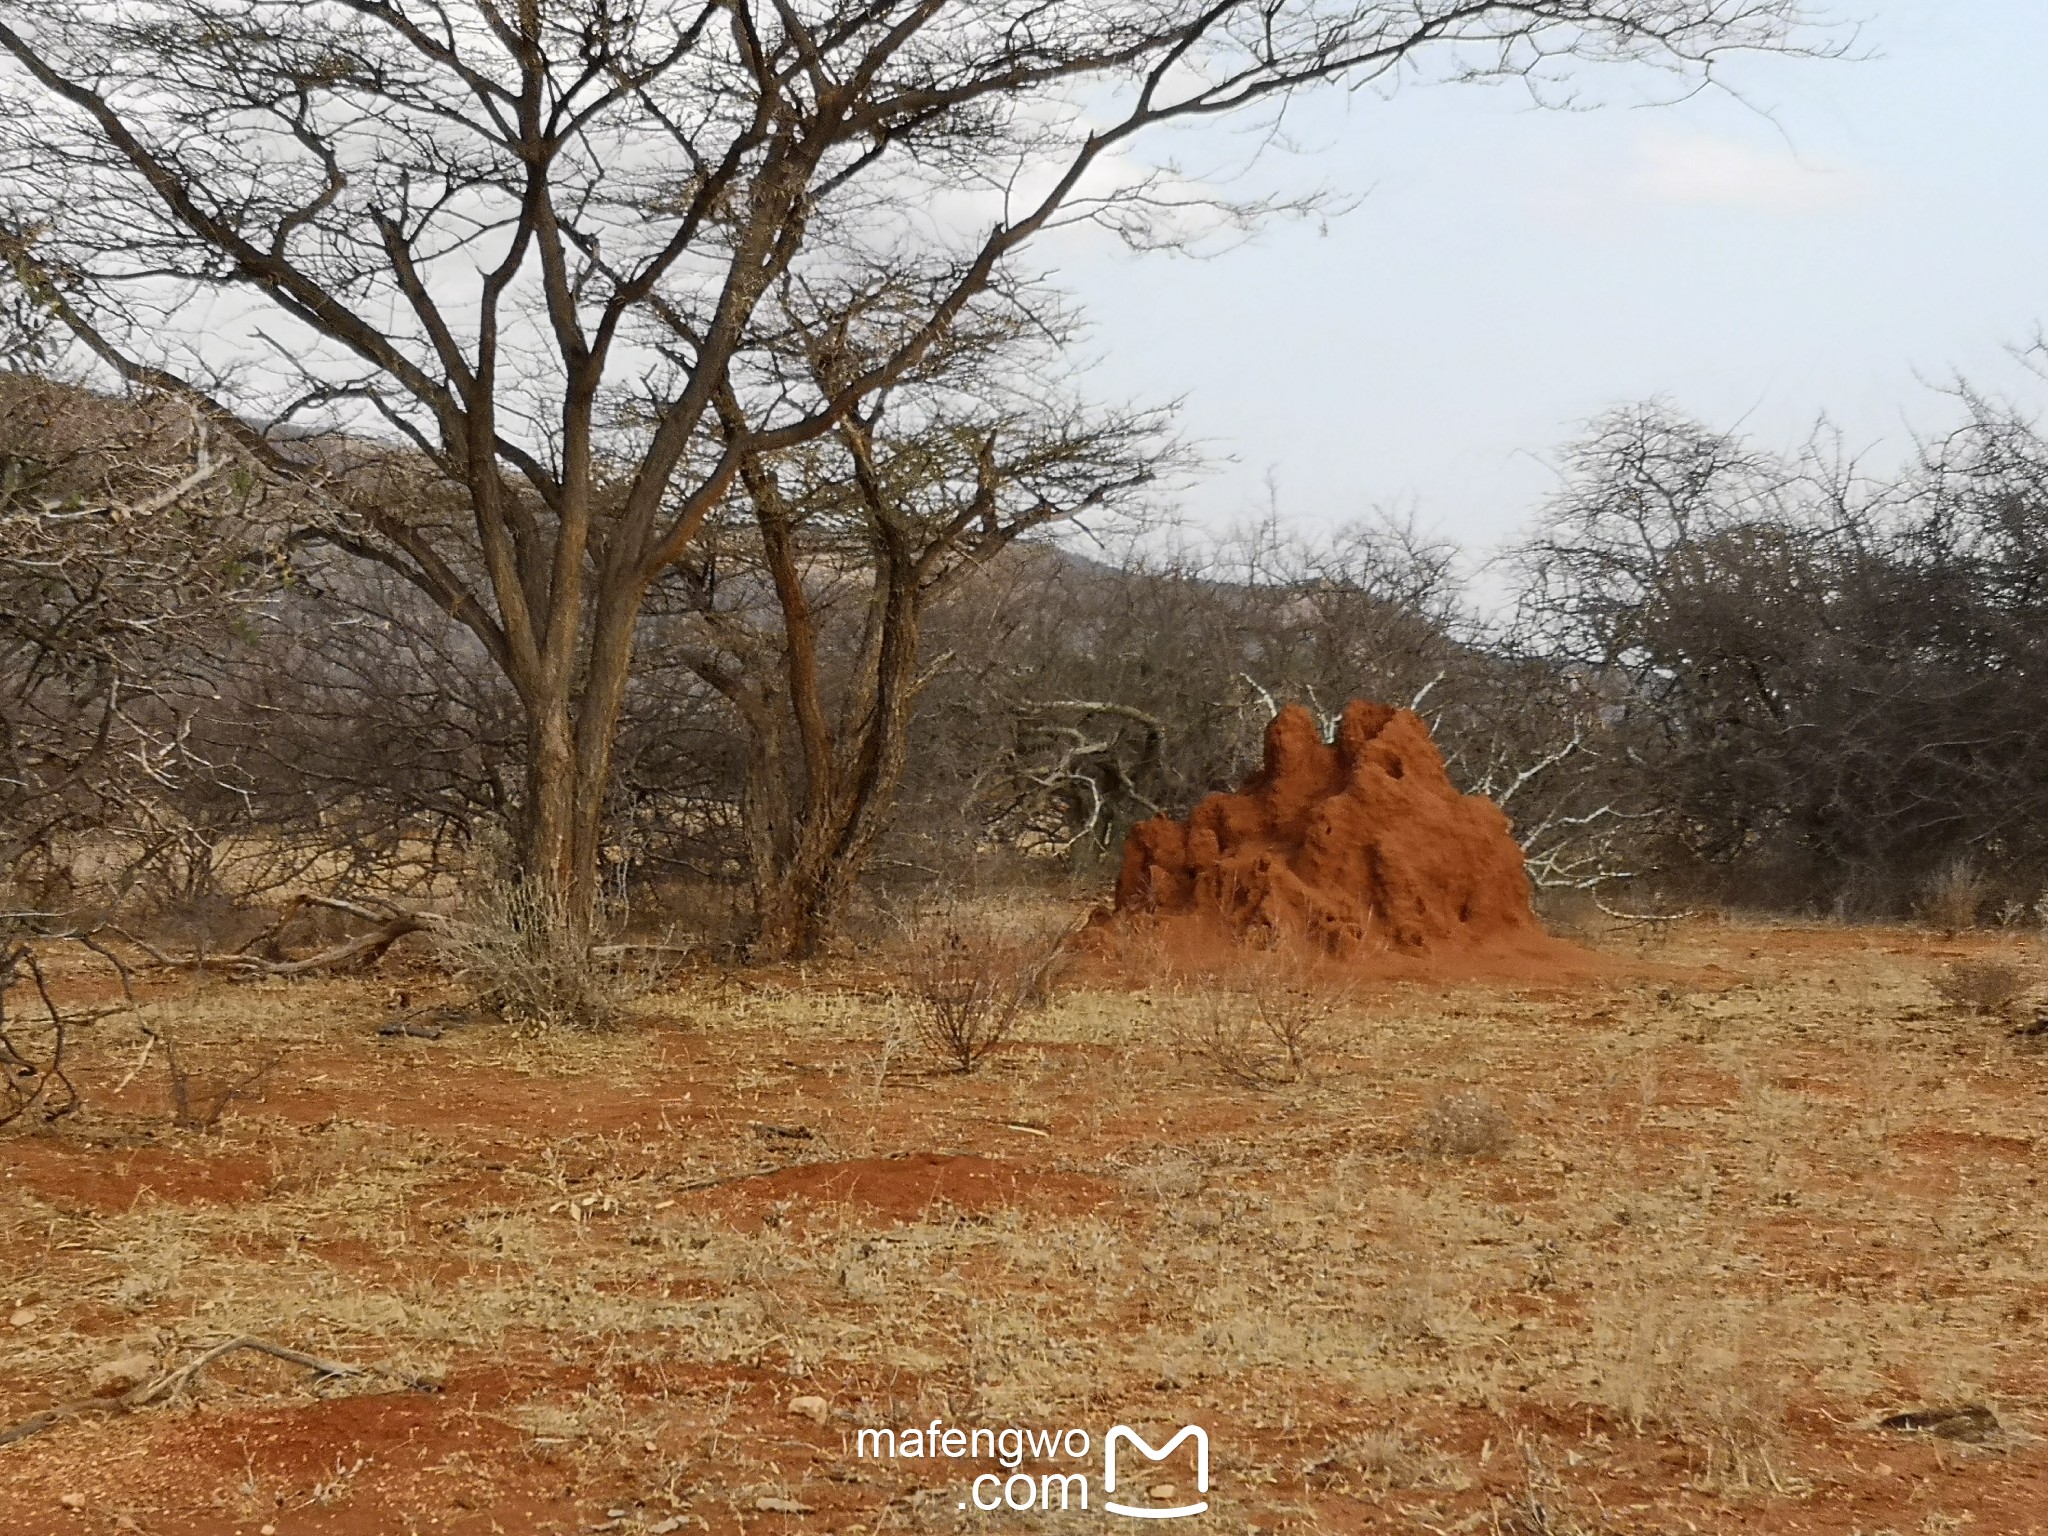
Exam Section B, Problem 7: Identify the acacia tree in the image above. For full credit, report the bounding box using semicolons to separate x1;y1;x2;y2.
646;292;1168;956
0;0;1828;941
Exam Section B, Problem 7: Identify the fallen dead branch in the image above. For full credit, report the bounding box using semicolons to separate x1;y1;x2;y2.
3;923;161;1127
1593;893;1700;931
0;1335;439;1449
225;894;444;976
258;912;436;975
101;896;444;980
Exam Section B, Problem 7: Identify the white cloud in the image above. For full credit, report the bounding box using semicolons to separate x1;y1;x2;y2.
1630;132;1866;214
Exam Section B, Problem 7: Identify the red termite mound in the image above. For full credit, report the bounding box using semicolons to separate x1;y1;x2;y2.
1099;699;1552;964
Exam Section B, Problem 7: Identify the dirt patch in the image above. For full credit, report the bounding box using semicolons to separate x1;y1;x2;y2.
1893;1127;2036;1161
709;1152;1118;1225
152;1379;510;1481
5;1137;269;1212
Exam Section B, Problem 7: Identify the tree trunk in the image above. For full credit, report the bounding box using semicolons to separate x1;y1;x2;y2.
750;865;832;963
519;699;583;925
748;812;876;963
512;588;643;944
741;558;924;962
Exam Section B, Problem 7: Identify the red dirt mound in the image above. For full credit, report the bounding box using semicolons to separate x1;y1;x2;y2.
1096;700;1569;970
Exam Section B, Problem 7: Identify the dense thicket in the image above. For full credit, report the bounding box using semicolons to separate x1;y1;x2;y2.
8;377;2048;940
1;375;273;920
1517;399;2048;920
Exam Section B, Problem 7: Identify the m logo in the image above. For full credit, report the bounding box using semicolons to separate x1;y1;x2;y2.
1103;1424;1209;1519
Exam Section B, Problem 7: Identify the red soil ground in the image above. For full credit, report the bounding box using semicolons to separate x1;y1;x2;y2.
6;919;2048;1534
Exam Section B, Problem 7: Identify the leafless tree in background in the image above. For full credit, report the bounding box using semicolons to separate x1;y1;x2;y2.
901;513;1643;893
1;374;273;920
219;559;525;891
931;516;1462;860
0;0;1833;944
1513;398;2048;917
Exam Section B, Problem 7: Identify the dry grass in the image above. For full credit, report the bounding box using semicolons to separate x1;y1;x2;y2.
1174;947;1338;1089
1413;1087;1516;1158
1920;860;1989;935
5;919;2048;1533
1932;957;2029;1015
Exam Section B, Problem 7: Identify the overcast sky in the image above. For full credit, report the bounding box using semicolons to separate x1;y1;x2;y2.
1054;0;2048;560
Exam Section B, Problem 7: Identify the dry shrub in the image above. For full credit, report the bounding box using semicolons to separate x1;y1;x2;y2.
1920;861;1988;936
437;879;644;1029
1414;1089;1514;1158
1187;986;1330;1088
1345;1429;1425;1489
0;940;76;1127
1175;946;1340;1089
1931;958;2028;1015
902;918;1067;1072
1993;893;2045;929
157;1028;277;1131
